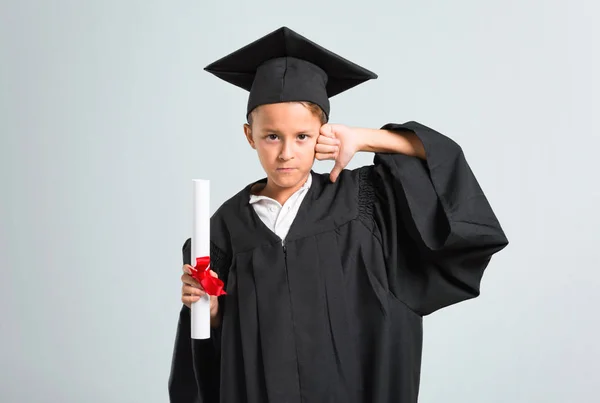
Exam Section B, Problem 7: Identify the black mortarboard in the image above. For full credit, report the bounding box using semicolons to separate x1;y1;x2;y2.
204;26;378;120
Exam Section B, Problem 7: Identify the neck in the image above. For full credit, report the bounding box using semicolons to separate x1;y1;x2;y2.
256;173;310;205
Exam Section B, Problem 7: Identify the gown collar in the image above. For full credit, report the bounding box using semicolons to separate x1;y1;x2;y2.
230;170;357;252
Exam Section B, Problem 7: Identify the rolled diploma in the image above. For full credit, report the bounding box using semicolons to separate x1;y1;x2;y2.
191;179;211;339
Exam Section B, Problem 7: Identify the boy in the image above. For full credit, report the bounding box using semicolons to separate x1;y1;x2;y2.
169;26;508;403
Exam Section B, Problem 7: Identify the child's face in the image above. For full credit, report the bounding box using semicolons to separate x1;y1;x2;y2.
244;102;321;190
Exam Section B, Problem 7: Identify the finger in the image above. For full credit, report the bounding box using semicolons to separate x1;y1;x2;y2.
183;277;204;294
183;284;206;296
182;295;201;307
315;152;337;161
316;134;340;146
315;144;339;154
315;152;337;160
182;264;194;274
209;270;218;278
181;273;200;287
319;124;335;138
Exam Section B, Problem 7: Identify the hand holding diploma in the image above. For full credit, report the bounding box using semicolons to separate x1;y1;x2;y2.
181;265;221;326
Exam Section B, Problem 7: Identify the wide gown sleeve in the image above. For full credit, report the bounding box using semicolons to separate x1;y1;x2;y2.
168;238;229;403
368;121;509;316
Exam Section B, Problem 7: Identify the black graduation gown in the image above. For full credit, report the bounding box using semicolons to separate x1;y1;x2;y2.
168;121;508;403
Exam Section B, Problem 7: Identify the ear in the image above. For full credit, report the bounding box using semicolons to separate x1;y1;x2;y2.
243;123;256;149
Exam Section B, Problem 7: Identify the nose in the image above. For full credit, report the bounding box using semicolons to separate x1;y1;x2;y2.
278;140;295;161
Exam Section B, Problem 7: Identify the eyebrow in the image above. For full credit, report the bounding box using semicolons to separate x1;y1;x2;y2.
261;128;315;134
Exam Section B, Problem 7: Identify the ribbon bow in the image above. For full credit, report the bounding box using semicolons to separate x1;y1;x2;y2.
191;256;227;296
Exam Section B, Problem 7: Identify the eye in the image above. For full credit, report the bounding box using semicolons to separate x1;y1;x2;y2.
297;134;308;140
266;134;278;141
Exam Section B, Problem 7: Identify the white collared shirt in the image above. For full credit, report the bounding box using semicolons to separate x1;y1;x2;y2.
249;174;312;242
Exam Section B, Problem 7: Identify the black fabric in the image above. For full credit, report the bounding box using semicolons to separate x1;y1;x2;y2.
168;241;228;403
203;26;378;119
168;121;509;403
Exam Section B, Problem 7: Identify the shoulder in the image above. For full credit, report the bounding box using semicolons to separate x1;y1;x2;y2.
312;166;372;192
310;167;376;222
210;183;255;248
316;165;382;231
210;188;244;226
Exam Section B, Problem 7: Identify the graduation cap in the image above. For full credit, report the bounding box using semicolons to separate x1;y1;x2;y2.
204;26;378;120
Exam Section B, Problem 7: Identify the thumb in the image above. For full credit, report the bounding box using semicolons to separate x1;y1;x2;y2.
330;161;343;183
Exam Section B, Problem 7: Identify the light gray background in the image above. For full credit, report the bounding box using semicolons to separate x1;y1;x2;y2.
1;1;598;402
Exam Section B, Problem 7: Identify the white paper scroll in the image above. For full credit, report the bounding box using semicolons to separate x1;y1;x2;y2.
191;179;211;339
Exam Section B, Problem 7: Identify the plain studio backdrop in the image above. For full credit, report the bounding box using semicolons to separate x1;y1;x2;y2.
1;1;598;402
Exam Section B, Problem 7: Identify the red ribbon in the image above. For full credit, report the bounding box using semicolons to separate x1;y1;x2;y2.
191;256;227;296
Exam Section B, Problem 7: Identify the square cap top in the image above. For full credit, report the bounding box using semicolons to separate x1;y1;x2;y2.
204;26;378;119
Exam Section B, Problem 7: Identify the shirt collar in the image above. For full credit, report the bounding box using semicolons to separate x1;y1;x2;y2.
249;173;312;205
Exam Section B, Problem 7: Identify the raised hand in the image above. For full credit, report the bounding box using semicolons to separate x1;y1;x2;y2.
315;124;361;183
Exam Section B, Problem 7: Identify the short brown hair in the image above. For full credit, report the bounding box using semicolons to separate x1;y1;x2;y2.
247;101;328;126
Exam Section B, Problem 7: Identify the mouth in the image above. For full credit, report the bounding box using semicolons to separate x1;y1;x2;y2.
276;168;296;172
